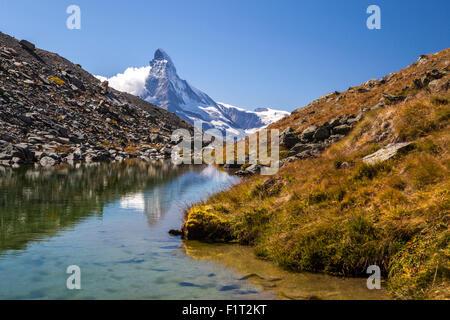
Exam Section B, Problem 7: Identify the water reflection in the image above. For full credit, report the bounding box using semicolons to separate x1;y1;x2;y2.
0;161;261;300
118;166;237;227
0;160;199;254
0;162;383;300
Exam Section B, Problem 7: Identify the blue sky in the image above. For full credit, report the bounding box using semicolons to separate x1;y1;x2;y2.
0;0;449;111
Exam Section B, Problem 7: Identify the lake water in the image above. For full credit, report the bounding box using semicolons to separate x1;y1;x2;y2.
0;161;387;300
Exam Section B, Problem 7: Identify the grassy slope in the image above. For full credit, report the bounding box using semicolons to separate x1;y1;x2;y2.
183;49;450;299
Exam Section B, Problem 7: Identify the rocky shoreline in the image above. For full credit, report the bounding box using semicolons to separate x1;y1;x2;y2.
0;140;177;168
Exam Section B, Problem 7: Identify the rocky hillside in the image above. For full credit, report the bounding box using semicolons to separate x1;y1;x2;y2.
270;49;449;145
0;32;192;167
183;48;449;299
232;50;449;175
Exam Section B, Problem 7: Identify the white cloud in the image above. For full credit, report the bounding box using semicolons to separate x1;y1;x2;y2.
95;75;108;82
95;66;151;96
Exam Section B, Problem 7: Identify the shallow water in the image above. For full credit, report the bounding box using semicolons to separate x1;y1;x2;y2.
0;161;387;300
184;242;389;300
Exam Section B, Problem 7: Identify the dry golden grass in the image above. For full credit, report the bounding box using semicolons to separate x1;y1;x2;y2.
269;49;450;134
184;48;450;300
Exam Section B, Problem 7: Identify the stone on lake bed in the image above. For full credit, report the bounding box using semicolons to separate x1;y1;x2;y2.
168;229;183;236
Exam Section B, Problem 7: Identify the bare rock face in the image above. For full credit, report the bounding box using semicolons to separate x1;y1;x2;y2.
417;54;429;65
312;126;330;141
428;78;450;93
363;142;414;165
382;93;405;103
414;69;447;90
279;127;300;148
301;125;318;142
332;124;352;135
100;81;109;95
278;107;372;166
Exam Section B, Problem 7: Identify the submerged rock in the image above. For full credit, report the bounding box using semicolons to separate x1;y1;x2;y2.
168;229;183;236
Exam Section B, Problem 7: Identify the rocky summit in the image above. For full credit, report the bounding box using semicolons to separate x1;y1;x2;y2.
0;32;192;167
108;49;290;138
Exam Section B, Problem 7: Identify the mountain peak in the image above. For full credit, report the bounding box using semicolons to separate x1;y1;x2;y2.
154;48;172;63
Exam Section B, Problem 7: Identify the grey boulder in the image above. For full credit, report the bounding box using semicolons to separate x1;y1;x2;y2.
363;142;414;165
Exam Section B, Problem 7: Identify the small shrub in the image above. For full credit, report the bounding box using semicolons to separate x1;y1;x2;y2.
251;182;266;198
435;105;450;123
252;179;283;198
397;100;449;140
388;233;450;299
430;96;448;106
354;144;382;159
397;102;436;140
416;138;442;155
213;204;230;215
307;190;328;204
405;155;445;188
387;175;407;191
379;188;408;207
353;162;391;180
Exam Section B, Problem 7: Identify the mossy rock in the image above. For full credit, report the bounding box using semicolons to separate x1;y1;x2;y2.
183;206;234;242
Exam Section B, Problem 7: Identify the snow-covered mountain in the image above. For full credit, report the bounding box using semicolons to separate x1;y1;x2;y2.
97;49;289;137
217;103;292;135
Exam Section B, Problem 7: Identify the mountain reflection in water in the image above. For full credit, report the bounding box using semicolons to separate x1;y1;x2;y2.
0;160;202;254
1;161;267;300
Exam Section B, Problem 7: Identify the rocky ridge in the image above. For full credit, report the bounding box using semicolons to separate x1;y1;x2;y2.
0;32;192;167
234;49;449;176
270;50;449;135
